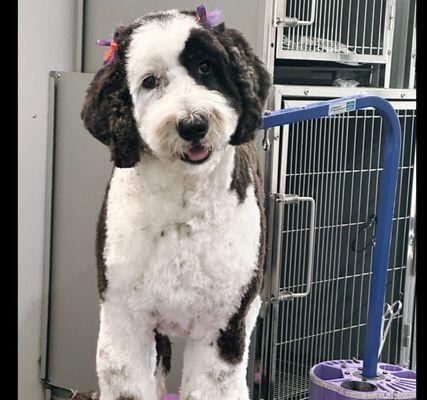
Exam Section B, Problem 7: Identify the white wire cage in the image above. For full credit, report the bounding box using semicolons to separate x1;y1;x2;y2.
252;87;416;400
274;0;396;86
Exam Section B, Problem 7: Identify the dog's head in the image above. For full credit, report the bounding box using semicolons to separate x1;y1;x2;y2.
81;9;271;171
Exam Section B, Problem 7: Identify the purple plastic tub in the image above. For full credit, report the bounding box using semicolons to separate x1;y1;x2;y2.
161;395;179;400
309;360;416;399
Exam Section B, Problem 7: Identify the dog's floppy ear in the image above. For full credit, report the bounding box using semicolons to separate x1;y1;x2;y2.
80;26;141;168
215;25;271;145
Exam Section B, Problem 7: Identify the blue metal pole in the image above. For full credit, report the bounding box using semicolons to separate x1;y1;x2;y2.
262;95;401;379
357;97;401;378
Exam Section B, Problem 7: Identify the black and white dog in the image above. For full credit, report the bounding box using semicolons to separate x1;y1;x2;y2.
81;8;271;400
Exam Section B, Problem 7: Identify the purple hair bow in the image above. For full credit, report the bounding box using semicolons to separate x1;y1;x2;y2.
195;4;223;28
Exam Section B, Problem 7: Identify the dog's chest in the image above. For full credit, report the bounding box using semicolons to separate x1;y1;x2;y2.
103;155;261;333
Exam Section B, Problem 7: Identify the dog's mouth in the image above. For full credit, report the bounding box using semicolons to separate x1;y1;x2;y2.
181;143;212;165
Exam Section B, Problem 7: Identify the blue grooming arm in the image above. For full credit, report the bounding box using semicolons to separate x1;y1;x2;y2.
262;95;401;378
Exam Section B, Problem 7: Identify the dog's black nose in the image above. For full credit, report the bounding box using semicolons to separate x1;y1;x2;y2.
177;117;209;141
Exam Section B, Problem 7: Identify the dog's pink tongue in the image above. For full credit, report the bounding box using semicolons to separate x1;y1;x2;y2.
186;146;209;161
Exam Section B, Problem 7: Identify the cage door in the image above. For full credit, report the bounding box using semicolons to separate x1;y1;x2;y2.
275;0;395;66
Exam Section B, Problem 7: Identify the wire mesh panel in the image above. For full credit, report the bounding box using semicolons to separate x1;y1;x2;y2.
276;0;394;65
268;100;415;400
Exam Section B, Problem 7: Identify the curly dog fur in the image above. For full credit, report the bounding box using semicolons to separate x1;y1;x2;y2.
80;9;270;400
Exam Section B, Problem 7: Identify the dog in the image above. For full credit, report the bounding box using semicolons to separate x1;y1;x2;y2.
80;7;271;400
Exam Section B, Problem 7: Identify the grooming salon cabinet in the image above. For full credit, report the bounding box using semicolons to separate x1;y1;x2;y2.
41;1;416;399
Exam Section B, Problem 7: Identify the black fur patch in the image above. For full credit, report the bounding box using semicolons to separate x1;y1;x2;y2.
217;276;258;364
230;143;257;203
180;25;271;146
80;20;148;168
155;330;172;374
80;61;142;168
137;11;173;26
180;28;241;113
95;179;111;301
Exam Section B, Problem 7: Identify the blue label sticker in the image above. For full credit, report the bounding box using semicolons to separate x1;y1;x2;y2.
346;99;356;112
329;99;357;116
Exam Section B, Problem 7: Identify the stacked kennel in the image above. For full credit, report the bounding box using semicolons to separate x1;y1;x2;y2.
274;0;395;86
271;0;416;88
249;1;416;398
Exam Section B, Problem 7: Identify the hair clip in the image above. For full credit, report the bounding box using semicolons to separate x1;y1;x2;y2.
97;39;118;65
195;4;223;28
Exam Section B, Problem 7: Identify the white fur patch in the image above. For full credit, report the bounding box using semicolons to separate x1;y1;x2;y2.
104;148;260;333
180;296;262;400
98;147;261;398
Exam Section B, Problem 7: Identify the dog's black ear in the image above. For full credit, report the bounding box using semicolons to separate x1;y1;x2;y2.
214;26;271;145
80;26;141;168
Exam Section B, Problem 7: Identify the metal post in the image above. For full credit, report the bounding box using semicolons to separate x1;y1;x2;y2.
358;97;401;378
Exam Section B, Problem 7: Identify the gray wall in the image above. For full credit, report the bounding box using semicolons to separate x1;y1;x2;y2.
81;0;266;72
18;1;75;399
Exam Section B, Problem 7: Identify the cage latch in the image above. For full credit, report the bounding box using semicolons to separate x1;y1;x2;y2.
274;0;317;27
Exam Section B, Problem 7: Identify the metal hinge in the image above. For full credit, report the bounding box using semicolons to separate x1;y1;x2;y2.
387;2;396;31
401;323;412;348
408;230;416;276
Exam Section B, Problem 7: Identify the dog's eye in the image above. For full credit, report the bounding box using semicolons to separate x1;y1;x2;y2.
198;61;212;75
142;75;158;89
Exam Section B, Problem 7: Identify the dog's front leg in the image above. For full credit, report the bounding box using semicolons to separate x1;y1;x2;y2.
96;302;158;400
180;296;261;400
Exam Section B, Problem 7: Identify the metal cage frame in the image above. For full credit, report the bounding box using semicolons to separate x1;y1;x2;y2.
408;5;416;89
274;0;396;87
